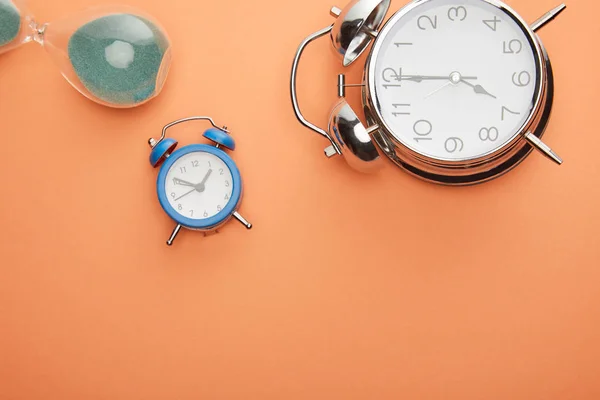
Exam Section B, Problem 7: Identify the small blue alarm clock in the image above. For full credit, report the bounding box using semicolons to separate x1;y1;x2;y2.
148;116;252;246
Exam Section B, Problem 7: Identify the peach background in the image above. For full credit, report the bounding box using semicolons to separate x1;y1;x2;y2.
1;0;599;398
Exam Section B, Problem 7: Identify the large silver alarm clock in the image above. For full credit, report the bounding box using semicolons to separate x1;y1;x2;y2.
291;0;566;185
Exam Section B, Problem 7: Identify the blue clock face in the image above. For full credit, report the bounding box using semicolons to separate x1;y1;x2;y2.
157;145;242;229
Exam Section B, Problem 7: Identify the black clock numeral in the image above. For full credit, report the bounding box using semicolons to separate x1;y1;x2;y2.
512;71;531;87
503;39;523;54
445;137;464;153
413;120;433;143
448;6;467;21
417;15;438;30
501;106;521;121
479;127;499;142
382;67;406;89
483;16;501;31
392;104;411;117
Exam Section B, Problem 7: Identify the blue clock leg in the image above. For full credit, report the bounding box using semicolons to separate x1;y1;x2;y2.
233;212;252;230
167;224;183;246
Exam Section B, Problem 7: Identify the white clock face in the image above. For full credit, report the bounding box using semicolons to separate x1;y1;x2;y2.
370;0;539;161
164;152;234;220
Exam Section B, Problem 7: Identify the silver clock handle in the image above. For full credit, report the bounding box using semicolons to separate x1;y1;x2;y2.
149;116;230;149
290;25;342;157
161;117;226;143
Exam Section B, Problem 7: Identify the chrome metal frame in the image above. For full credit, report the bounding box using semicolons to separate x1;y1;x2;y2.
290;25;342;157
363;0;562;185
151;116;229;149
290;0;565;185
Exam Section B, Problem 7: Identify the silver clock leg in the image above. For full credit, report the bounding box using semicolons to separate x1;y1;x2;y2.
524;133;563;166
167;224;182;246
531;4;566;32
233;212;252;230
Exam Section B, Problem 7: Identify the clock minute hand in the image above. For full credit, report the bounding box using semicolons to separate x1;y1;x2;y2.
195;169;213;192
403;75;478;82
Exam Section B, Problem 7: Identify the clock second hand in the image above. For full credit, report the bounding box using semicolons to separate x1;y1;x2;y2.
423;72;471;98
425;81;453;99
422;72;496;99
424;79;497;99
174;188;196;202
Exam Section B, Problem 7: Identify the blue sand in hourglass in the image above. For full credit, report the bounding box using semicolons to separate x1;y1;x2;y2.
68;14;170;106
0;0;21;47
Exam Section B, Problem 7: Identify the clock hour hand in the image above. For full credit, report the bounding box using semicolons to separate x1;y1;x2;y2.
173;177;196;187
459;79;497;99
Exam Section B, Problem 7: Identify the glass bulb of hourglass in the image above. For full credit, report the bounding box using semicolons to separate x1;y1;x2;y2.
0;0;33;54
42;5;172;108
1;2;172;108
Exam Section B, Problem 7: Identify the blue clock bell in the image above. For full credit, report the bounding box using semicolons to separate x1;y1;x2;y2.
148;116;252;246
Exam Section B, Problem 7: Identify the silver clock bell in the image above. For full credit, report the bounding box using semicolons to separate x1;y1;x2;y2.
291;0;567;185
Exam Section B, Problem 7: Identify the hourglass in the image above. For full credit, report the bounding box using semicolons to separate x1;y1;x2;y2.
0;0;172;107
